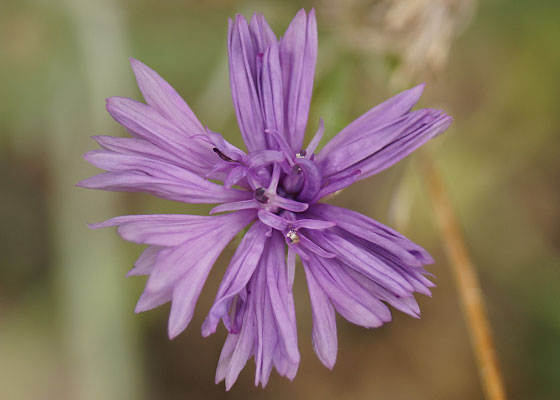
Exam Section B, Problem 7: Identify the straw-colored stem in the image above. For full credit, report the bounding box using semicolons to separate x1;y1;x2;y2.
422;153;507;400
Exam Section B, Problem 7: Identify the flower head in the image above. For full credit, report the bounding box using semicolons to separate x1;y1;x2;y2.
79;9;452;389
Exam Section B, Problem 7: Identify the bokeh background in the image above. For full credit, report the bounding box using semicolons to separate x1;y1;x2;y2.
1;0;559;399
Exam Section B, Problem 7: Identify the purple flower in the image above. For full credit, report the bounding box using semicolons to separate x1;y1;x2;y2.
79;9;452;389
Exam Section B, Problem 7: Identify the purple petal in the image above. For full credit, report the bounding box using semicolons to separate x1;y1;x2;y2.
127;245;160;277
308;230;414;297
167;260;213;339
308;204;434;265
129;58;206;136
228;15;267;151
249;13;277;51
308;255;392;326
308;203;433;267
318;83;425;158
303;262;337;369
260;42;284;141
346;268;421;318
318;109;434;177
270;194;309;212
352;112;452;179
210;199;258;215
324;110;453;183
202;221;269;336
305;118;324;156
258;210;288;230
265;233;300;364
80;151;251;204
292;218;335;230
296;158;322;202
311;169;361;203
280;9;317;151
92;135;195;171
161;213;254;336
105;97;214;172
135;285;172;313
245;149;284;169
298;234;336;258
95;210;256;338
216;304;255;390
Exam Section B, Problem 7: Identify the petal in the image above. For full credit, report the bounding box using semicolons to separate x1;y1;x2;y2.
265;233;300;364
292;218;335;230
167;261;212;339
296;158;322;202
135;285;172;313
90;213;240;246
318;83;425;159
303;261;337;369
305;118;324;156
308;230;414;297
270;194;309;212
324;110;453;183
146;214;255;292
245;149;284;169
105;97;213;172
308;203;433;265
94;210;256;337
129;58;206;136
258;209;288;230
210;199;259;215
352;112;452;179
298;233;336;259
202;221;269;336
260;42;284;140
318;109;433;177
127;245;160;277
346;268;421;318
228;15;267;151
80;151;251;204
216;302;256;390
249;13;277;52
311;169;361;203
92;135;191;170
309;255;392;326
280;9;318;151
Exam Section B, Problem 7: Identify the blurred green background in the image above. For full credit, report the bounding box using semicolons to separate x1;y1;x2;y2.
1;0;559;399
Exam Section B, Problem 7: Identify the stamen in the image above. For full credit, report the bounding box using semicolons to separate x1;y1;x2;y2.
286;228;300;244
213;147;235;163
295;150;307;159
292;165;302;174
265;128;295;166
267;163;281;193
254;187;270;204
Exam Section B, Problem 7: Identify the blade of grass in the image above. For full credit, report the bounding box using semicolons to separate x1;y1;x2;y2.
422;152;507;400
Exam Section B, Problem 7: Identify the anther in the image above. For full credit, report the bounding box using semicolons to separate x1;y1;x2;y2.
291;165;302;174
213;148;235;162
286;229;300;244
295;150;307;159
254;187;270;204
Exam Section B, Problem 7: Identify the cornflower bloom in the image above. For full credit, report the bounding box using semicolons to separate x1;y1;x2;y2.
79;9;452;389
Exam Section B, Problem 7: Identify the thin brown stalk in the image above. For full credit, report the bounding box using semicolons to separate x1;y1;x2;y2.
421;152;507;400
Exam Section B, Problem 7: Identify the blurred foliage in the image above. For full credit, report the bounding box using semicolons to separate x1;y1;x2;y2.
0;0;559;399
